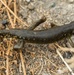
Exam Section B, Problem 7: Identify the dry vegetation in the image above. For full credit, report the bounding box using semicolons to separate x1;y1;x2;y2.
0;0;74;75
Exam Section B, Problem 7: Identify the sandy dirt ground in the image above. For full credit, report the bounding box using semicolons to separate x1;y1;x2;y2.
0;0;74;75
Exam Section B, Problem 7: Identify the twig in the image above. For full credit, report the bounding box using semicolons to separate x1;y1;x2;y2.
0;0;28;26
14;0;17;24
38;58;43;75
55;43;74;52
8;0;12;5
6;39;12;75
44;56;58;69
51;70;59;75
3;0;14;28
56;49;74;75
0;1;2;8
20;50;26;75
6;10;15;28
6;57;9;75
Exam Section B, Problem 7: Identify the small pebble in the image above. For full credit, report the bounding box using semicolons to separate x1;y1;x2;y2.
26;0;31;3
19;8;28;19
2;20;8;26
63;51;73;59
28;3;35;10
50;3;56;8
57;69;63;74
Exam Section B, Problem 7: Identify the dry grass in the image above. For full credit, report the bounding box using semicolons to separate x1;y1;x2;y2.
0;0;74;75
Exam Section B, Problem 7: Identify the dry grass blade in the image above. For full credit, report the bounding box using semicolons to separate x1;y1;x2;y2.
8;0;12;5
0;1;2;8
38;59;43;75
56;49;74;75
3;0;15;28
7;9;15;28
44;56;58;69
14;0;16;23
62;62;74;73
6;57;9;75
20;50;26;75
55;43;74;52
50;70;59;75
0;0;28;26
6;39;12;75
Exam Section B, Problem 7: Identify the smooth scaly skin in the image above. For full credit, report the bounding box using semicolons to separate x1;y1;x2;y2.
0;22;74;44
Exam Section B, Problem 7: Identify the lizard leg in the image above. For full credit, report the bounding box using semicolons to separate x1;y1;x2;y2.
13;16;46;49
